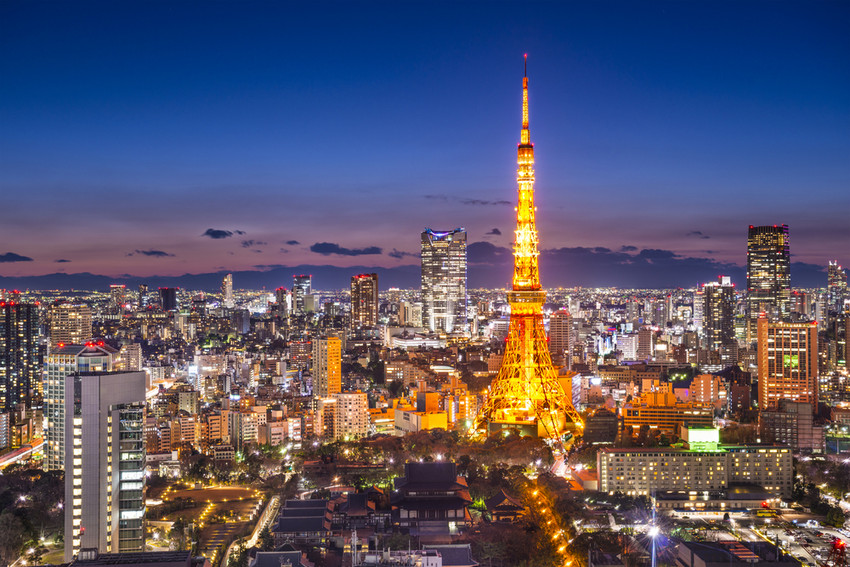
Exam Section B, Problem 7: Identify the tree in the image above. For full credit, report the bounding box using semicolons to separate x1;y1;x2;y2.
228;541;249;567
0;512;25;567
258;526;275;551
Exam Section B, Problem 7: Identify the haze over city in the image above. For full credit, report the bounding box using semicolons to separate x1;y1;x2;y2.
1;1;848;289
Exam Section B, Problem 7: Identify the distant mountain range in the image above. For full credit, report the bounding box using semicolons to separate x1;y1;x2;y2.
0;254;829;291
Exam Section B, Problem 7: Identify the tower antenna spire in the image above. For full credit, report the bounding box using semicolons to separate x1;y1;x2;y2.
524;53;527;77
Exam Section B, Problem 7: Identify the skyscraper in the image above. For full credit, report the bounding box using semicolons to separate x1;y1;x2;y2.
746;224;790;340
312;336;341;397
49;303;93;347
43;343;116;471
64;371;146;560
420;228;467;334
292;275;312;315
221;273;234;309
0;300;39;412
472;58;582;438
548;310;572;368
109;285;127;313
350;273;379;329
702;275;736;352
757;317;818;412
828;261;847;315
159;287;178;312
137;284;148;310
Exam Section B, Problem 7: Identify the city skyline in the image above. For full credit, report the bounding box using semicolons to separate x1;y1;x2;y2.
1;1;848;289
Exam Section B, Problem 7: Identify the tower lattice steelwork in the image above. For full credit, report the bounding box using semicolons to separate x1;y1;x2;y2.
471;57;583;439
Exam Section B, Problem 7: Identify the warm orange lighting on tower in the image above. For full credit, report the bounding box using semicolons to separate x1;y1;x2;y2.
471;57;583;439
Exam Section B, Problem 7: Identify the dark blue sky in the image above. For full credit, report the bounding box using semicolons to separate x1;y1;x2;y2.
1;1;848;288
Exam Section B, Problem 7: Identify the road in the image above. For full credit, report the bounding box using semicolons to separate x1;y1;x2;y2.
221;495;280;567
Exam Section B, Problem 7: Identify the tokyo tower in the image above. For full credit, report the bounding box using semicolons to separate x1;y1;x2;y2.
471;56;583;439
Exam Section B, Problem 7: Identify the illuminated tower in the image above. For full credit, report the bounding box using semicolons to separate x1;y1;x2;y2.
472;57;582;438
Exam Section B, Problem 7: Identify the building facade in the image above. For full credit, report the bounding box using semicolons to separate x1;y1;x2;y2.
312;336;341;398
420;228;467;334
0;301;39;412
757;318;818;411
221;273;234;309
292;275;312;315
43;344;116;471
350;273;379;330
598;431;793;498
746;225;791;340
332;391;369;440
703;275;735;352
49;303;93;347
549;310;572;367
64;371;146;561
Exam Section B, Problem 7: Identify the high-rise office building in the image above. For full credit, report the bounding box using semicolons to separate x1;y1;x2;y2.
0;300;39;412
159;287;178;312
221;273;234;309
109;285;127;313
350;273;379;329
746;225;790;339
548;310;572;368
137;284;148;310
420;228;467;334
828;261;847;320
49;303;93;348
43;343;116;471
64;371;146;561
637;327;655;360
312;336;341;397
273;287;290;317
292;275;312;315
398;300;423;327
757;317;818;412
703;275;736;352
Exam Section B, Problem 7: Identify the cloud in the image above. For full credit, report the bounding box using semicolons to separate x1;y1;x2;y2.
286;240;300;246
0;252;33;263
687;231;711;239
241;240;267;248
128;249;175;257
202;228;234;239
310;242;383;256
462;243;757;288
388;249;417;259
486;228;502;236
467;241;513;264
54;259;71;263
460;198;511;206
253;264;286;270
425;194;511;206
